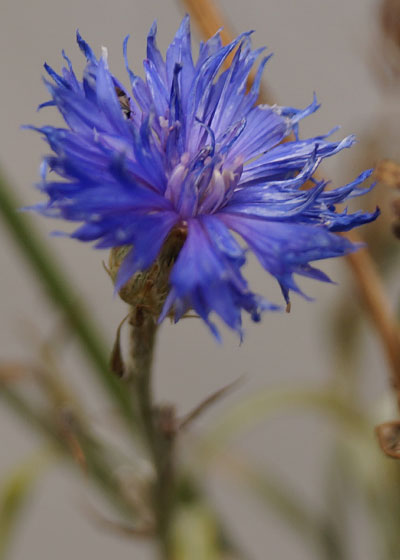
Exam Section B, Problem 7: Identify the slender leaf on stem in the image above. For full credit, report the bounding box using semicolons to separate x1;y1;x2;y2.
178;377;244;431
195;387;368;467
0;384;138;521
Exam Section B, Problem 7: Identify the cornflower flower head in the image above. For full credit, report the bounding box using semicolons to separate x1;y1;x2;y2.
28;16;378;339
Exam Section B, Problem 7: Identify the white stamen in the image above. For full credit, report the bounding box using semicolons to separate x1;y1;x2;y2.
101;46;108;61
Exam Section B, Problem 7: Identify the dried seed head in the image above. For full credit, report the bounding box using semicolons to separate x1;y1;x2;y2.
376;0;400;84
381;0;400;51
376;421;400;458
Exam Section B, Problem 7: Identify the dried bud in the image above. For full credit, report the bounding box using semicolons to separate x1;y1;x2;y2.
377;0;400;83
375;158;400;188
376;421;400;458
391;220;400;239
381;0;400;52
393;197;400;216
373;159;400;239
392;195;400;239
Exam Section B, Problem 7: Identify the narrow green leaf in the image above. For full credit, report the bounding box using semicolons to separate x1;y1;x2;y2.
171;504;220;560
0;166;137;432
0;450;53;559
0;385;138;521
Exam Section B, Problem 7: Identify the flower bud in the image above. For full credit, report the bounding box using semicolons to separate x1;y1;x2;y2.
108;227;187;315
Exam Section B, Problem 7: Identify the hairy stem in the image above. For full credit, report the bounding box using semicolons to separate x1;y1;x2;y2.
128;306;174;559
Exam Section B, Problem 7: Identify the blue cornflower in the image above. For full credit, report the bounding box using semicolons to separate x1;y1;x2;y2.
28;16;378;338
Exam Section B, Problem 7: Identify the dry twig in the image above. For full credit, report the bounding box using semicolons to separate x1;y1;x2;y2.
180;0;273;102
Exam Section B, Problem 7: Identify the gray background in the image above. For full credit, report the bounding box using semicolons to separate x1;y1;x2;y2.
0;0;395;558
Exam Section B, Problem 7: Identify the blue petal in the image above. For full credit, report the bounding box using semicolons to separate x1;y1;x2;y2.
143;58;169;116
115;211;178;289
76;30;97;63
44;62;71;89
123;35;150;116
225;105;290;166
223;158;324;219
96;55;130;136
161;217;277;338
220;213;359;301
242;135;356;183
147;21;167;85
61;50;80;91
166;14;195;98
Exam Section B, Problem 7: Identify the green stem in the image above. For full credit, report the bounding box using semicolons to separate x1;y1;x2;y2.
0;166;136;433
129;308;158;447
129;306;174;559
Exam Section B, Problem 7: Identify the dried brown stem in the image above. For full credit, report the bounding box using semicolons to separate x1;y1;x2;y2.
344;232;400;388
180;0;400;391
0;362;30;384
179;0;273;102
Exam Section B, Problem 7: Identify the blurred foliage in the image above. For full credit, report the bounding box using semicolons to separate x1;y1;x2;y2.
0;450;53;559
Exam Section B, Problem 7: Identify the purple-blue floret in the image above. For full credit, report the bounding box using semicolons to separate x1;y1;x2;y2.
28;16;379;338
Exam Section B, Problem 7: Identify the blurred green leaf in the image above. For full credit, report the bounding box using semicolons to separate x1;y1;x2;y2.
224;454;346;560
0;449;53;559
195;387;368;467
332;428;400;560
187;388;369;559
0;166;137;434
171;504;220;560
0;384;139;521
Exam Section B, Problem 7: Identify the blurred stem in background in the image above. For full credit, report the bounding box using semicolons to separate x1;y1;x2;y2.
0;167;137;433
0;168;147;542
0;448;53;560
192;387;372;560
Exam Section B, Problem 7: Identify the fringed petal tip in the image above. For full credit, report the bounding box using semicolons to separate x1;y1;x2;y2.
37;100;56;111
49;230;71;238
76;30;96;62
18;201;47;213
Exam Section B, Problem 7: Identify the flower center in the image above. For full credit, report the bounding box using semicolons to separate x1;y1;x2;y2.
164;151;243;218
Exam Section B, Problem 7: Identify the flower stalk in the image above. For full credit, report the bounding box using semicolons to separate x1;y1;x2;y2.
128;307;175;559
